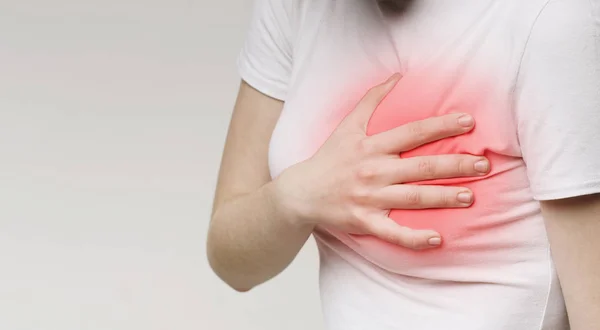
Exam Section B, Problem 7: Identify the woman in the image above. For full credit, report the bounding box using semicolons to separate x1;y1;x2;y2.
207;0;600;329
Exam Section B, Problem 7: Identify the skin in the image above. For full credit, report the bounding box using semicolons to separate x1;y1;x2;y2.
207;74;491;291
208;1;600;326
541;196;600;329
207;73;600;329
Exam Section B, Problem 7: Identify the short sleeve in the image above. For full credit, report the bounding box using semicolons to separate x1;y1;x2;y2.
237;0;295;101
515;0;600;201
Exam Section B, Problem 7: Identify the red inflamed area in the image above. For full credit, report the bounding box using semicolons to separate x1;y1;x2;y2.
339;66;530;272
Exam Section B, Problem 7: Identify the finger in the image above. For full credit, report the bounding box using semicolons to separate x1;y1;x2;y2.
382;154;491;183
341;73;402;130
372;184;474;210
363;215;442;250
366;113;475;154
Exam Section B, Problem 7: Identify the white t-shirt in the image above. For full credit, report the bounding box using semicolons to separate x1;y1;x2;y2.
238;0;600;329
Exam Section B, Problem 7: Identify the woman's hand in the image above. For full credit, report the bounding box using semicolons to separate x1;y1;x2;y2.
274;74;490;250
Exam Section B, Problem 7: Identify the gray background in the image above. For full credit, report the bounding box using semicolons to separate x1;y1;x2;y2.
0;1;323;329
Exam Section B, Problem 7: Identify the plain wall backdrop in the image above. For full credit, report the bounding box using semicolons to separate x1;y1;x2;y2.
0;1;324;329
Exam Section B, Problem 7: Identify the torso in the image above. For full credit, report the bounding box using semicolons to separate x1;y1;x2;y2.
268;1;569;329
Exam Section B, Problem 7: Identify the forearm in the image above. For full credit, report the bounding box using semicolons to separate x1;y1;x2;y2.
541;194;600;330
207;180;314;291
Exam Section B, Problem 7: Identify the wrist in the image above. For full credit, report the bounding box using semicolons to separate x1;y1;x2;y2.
266;174;316;230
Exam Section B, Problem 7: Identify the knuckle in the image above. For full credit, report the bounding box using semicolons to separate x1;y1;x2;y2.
456;156;469;174
360;86;383;105
408;122;427;143
440;190;454;206
369;83;387;96
349;187;372;204
355;164;378;182
403;189;421;206
378;230;395;244
366;85;381;96
382;230;406;246
408;235;418;249
418;159;436;178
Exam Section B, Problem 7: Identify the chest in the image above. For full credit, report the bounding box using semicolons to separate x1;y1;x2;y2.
268;1;539;178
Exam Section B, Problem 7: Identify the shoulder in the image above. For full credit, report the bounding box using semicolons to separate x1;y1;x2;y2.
515;0;600;87
247;0;338;47
527;0;599;45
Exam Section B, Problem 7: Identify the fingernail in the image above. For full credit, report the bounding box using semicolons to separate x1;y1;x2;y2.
458;114;474;127
428;237;442;246
457;191;473;203
474;159;490;173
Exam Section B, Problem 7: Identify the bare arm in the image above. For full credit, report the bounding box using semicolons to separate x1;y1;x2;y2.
207;75;490;292
541;194;600;329
207;80;311;292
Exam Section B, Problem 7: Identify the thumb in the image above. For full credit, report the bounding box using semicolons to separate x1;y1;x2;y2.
341;73;401;132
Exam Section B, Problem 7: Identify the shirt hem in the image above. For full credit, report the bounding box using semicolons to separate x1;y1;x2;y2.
533;180;600;200
237;56;287;101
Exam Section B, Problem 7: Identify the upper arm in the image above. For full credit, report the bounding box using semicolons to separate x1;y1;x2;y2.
237;0;295;101
212;0;295;213
514;1;600;327
212;81;283;214
540;195;600;329
515;0;600;200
